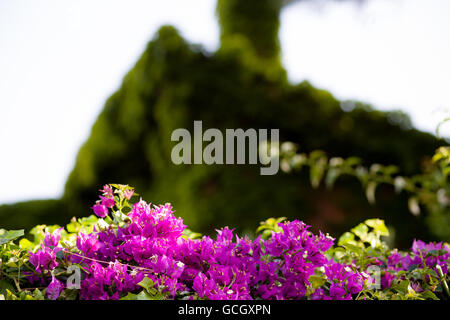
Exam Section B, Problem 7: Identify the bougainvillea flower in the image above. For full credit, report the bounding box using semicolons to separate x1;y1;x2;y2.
46;275;65;300
92;203;109;218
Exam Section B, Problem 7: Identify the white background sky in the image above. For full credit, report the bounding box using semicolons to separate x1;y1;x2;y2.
1;0;449;204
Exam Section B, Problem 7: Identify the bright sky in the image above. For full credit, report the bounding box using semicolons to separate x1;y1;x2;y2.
1;0;449;204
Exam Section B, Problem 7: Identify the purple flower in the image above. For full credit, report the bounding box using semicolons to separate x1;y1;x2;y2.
92;203;109;218
29;246;58;273
100;184;113;198
381;271;396;290
29;184;448;300
100;196;115;208
76;233;101;258
193;272;216;298
124;189;134;200
46;276;65;300
44;228;63;248
329;284;347;299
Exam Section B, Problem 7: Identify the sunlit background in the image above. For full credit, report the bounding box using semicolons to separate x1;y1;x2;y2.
1;0;450;204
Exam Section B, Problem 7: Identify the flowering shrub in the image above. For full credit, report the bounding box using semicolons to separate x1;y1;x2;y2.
0;184;448;300
279;143;450;240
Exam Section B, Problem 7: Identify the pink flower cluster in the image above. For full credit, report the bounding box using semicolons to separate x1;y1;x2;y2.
27;185;448;300
380;240;450;289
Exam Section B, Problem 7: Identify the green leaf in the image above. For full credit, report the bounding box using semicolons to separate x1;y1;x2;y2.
29;225;47;243
384;165;399;176
442;167;450;179
60;289;78;300
138;277;155;291
19;238;34;250
120;289;164;300
365;219;389;236
0;229;24;245
365;181;377;204
337;232;355;246
309;274;326;289
256;217;285;236
351;223;369;241
182;229;202;240
5;289;18;300
393;176;406;193
66;217;81;233
32;289;45;300
408;197;420;216
0;280;15;296
5;257;18;268
149;293;165;300
393;280;411;295
136;291;153;300
342;243;363;255
420;290;439;300
290;154;307;169
19;291;35;300
325;168;341;189
309;153;327;189
120;292;138;300
345;157;361;167
369;164;383;175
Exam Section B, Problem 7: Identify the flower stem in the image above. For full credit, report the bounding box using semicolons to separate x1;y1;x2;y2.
436;265;450;299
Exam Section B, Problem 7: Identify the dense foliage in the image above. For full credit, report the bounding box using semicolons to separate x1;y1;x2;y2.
0;14;444;247
278;143;450;241
0;185;448;300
